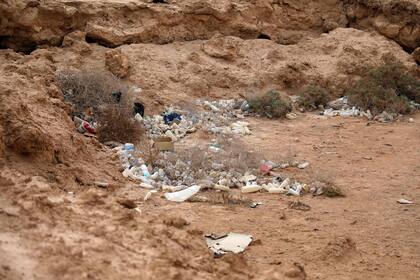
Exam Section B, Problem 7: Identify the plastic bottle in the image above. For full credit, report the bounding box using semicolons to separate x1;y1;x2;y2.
164;185;201;202
241;185;263;193
140;164;150;178
124;143;135;151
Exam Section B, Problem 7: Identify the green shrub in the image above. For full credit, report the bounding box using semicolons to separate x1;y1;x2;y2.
347;63;420;115
247;90;292;118
297;85;330;111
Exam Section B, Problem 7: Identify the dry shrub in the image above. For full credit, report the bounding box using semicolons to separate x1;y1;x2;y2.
322;185;345;198
247;90;292;118
297;85;330;111
347;63;420;115
57;69;143;144
57;69;128;118
96;104;144;144
313;171;345;197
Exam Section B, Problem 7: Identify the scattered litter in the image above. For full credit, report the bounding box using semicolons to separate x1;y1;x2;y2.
139;182;154;189
323;107;362;118
327;97;347;110
164;185;201;202
286;112;297;120
374;111;396;123
288;201;311;211
240;174;257;184
163;112;182;124
73;116;96;134
287;183;304;196
205;232;253;256
250;202;262;208
297;161;309;169
260;163;272;174
280;178;291;189
241;185;263;193
144;190;157;201
213;184;230;191
154;137;174;151
133;102;145;117
397;198;414;205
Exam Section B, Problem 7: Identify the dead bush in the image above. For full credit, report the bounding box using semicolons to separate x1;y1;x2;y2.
247;90;292;118
96;104;144;144
57;69;128;119
322;184;345;198
347;63;420;115
297;85;330;111
57;69;143;143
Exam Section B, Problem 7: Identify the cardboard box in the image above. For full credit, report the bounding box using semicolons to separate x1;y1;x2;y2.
154;137;174;152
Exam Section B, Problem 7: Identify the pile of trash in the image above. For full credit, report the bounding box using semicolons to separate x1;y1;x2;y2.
321;97;419;122
140;99;251;141
113;141;317;202
321;97;372;118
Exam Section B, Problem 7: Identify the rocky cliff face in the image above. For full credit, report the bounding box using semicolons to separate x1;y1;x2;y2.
1;0;346;51
343;0;420;51
1;0;418;53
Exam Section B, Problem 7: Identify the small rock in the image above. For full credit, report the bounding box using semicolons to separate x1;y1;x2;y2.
288;201;311;211
105;49;131;78
163;216;189;229
94;181;109;188
117;199;137;209
408;118;414;123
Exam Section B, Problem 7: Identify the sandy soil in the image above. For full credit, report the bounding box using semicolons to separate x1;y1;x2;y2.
0;0;419;278
1;112;419;279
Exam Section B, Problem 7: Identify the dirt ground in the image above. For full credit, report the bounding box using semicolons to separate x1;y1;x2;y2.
1;112;419;279
0;0;419;279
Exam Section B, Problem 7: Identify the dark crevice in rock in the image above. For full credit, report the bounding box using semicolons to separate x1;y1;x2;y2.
0;36;38;54
85;35;116;48
402;45;415;55
152;0;168;3
257;33;271;40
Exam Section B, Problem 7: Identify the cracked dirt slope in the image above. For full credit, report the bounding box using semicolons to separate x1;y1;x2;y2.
1;0;419;52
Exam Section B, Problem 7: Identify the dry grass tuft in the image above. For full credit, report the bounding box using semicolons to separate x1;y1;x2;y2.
247;90;292;118
297;85;330;111
322;184;345;198
96;104;144;144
